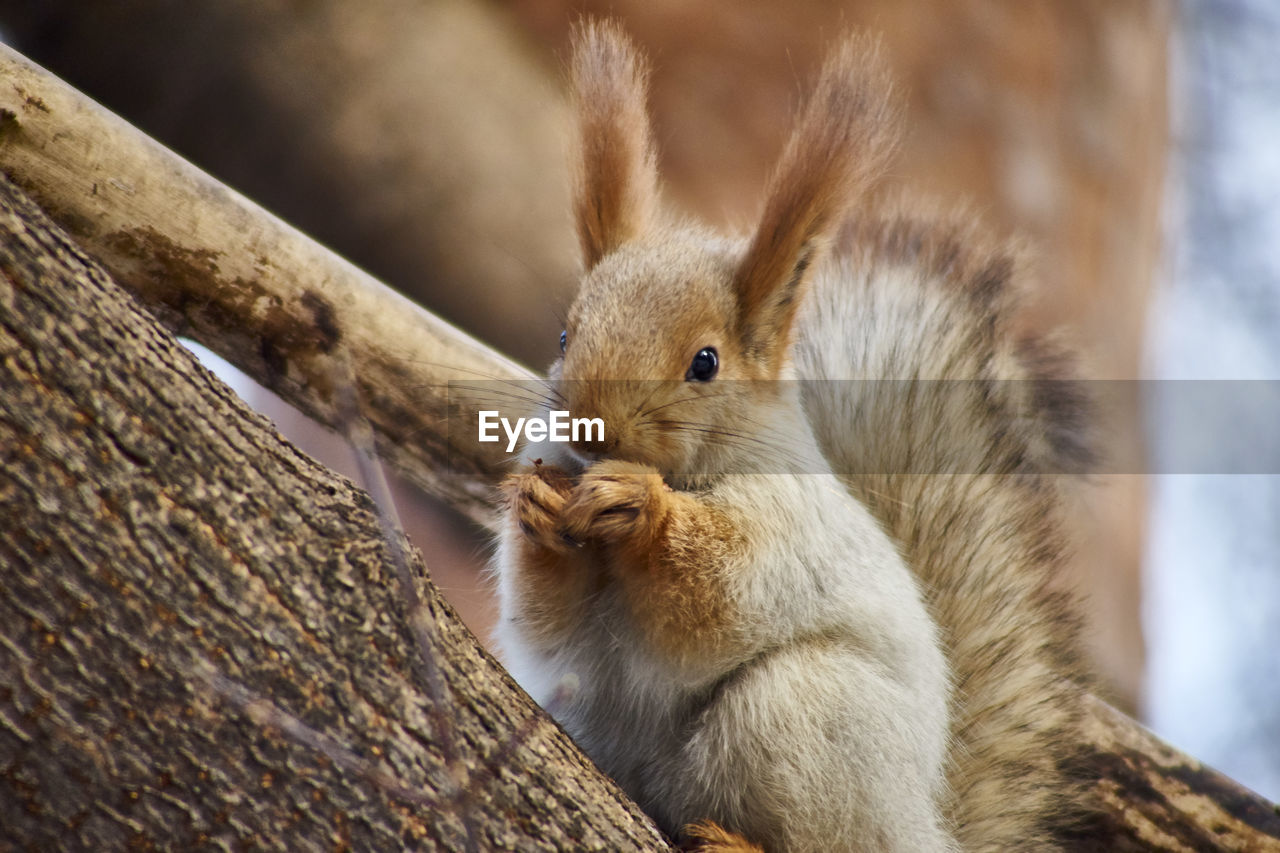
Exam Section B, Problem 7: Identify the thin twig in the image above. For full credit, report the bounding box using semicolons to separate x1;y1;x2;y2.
331;347;478;853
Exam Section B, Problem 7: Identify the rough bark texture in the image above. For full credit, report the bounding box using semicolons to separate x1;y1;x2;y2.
0;174;669;851
1078;696;1280;852
2;36;1279;853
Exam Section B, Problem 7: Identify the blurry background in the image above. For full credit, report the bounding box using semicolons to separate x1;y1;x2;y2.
1;0;1274;800
1146;0;1280;802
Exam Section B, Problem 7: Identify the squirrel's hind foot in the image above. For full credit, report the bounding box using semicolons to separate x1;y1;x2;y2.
681;821;766;853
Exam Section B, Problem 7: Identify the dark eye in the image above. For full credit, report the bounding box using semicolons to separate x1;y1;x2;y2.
686;347;719;382
559;330;567;353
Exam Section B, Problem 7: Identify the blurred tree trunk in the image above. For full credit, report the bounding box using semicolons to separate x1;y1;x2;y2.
0;0;578;366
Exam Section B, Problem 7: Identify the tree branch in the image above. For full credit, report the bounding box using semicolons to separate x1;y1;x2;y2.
0;0;580;365
0;170;668;850
0;41;534;530
2;41;1278;852
1077;695;1280;851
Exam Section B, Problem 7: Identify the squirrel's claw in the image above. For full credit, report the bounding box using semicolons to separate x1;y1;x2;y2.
504;465;575;553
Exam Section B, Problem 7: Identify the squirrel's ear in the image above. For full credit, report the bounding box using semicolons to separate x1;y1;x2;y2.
735;35;899;365
569;20;659;269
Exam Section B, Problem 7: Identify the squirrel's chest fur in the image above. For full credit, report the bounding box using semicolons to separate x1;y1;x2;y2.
494;447;952;847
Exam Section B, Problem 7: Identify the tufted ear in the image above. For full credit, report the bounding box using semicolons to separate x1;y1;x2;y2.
569;20;660;269
735;35;899;367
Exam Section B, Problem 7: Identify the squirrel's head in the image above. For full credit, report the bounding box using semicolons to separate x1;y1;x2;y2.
554;20;898;482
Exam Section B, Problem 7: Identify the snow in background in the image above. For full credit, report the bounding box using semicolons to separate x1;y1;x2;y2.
1144;0;1280;801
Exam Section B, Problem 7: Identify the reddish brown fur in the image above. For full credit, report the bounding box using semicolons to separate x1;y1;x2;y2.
570;19;660;268
502;466;595;644
614;488;742;664
557;460;742;664
683;820;768;853
734;35;899;369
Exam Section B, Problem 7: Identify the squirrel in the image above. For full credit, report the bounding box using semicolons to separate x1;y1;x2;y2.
492;20;1097;852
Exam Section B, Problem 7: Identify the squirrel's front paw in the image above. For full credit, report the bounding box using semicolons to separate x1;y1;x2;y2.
503;464;576;552
559;460;669;545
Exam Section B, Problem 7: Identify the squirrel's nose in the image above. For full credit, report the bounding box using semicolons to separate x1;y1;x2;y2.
560;380;623;460
569;427;616;462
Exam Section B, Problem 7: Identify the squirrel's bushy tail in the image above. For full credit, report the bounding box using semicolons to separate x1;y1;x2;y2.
795;202;1097;851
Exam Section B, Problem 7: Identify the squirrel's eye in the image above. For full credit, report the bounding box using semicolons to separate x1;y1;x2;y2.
559;330;567;353
686;347;719;382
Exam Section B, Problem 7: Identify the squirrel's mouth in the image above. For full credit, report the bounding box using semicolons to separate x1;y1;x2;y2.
565;433;695;489
566;441;648;473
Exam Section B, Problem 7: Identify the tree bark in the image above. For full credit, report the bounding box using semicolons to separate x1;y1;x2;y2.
1080;696;1280;852
0;174;668;850
3;39;1280;853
